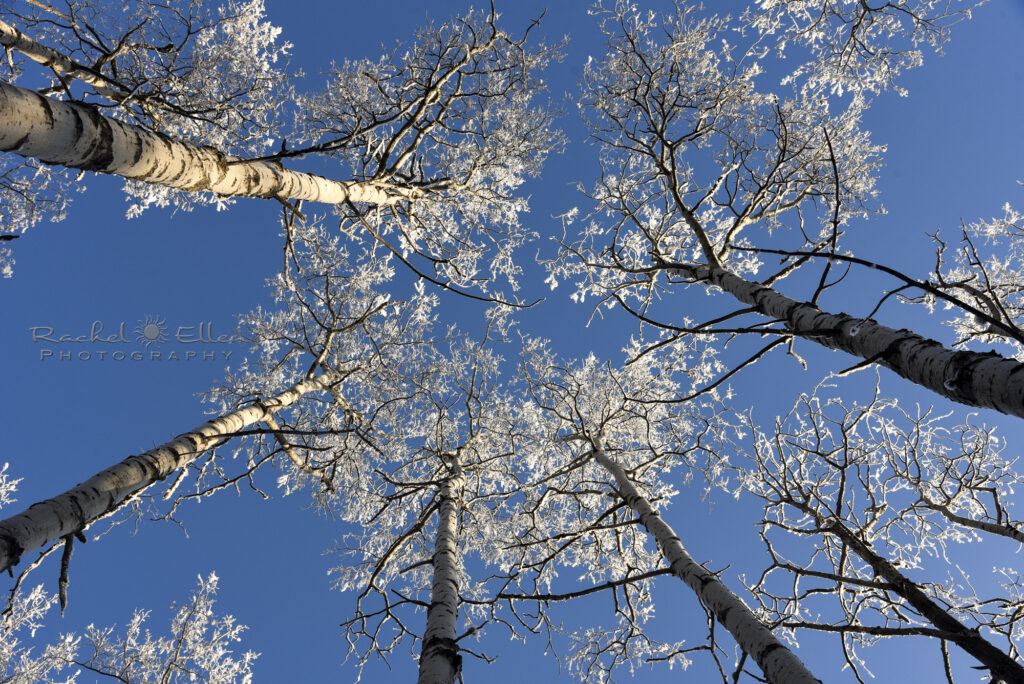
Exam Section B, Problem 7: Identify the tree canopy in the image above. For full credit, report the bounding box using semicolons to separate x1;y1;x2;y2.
2;1;1023;682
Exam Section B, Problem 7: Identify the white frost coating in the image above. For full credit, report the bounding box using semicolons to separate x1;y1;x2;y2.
0;80;420;206
417;455;465;684
0;373;334;572
591;438;821;684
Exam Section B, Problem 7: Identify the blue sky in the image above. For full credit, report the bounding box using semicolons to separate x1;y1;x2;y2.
3;1;1024;681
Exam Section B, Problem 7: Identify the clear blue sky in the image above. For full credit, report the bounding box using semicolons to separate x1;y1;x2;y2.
2;1;1024;681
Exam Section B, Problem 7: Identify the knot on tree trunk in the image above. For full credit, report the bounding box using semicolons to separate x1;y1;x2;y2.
0;532;24;572
422;636;462;675
946;349;1004;406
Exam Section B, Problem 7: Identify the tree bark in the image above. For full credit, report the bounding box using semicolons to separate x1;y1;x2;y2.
417;454;465;684
0;80;421;206
591;439;821;684
699;265;1024;419
0;373;334;573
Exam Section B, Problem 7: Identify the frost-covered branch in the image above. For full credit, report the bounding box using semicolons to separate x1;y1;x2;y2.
550;1;1024;418
515;344;818;682
738;380;1024;681
1;476;254;683
1;4;561;294
742;0;984;97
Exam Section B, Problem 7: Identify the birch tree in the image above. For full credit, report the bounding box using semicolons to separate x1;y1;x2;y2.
544;0;1024;417
516;342;1024;682
0;0;289;150
212;301;534;682
504;341;816;682
0;0;291;276
0;371;339;575
154;218;524;683
0;2;560;294
0;467;255;684
321;331;536;684
0;217;437;576
737;380;1024;682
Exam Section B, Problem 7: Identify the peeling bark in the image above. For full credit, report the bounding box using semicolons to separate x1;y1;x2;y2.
417;454;465;684
591;438;821;684
699;266;1024;419
0;374;334;573
0;80;422;206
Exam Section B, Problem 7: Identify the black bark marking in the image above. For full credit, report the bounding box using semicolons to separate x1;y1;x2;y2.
140;139;163;177
154;132;176;176
35;91;54;128
131;130;144;165
213;153;230;186
948;350;1002;406
74;103;114;172
6;132;30;151
71;106;83;145
67;494;87;530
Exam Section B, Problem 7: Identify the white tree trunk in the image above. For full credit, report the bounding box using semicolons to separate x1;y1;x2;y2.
591;439;821;684
704;266;1024;419
0;374;334;573
417;454;465;684
0;20;122;102
0;80;421;206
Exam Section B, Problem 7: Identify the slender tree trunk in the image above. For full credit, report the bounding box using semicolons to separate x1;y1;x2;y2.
0;20;121;101
0;374;334;573
807;508;1024;683
917;500;1024;544
591;438;821;684
0;80;421;206
417;454;465;684
688;264;1024;419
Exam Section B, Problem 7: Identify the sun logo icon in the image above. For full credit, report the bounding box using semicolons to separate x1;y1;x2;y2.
134;315;168;348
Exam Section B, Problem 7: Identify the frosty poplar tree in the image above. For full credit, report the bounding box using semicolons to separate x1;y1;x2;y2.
544;0;1024;417
206;247;542;684
0;218;439;575
509;341;821;683
325;333;532;684
0;0;291;276
734;380;1024;682
0;465;256;684
0;0;561;292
